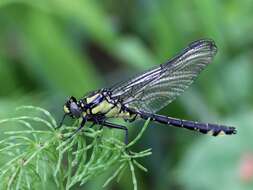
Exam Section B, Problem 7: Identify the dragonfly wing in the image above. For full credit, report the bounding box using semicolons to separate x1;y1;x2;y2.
110;39;217;113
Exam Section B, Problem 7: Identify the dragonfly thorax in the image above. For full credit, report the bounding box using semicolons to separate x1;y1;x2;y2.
84;90;118;116
64;89;138;122
63;90;116;119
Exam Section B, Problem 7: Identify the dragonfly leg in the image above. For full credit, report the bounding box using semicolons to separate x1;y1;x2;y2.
89;123;96;128
56;113;67;129
102;121;129;145
88;122;103;130
65;117;87;140
98;125;104;130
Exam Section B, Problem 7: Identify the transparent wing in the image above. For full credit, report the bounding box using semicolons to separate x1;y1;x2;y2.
110;39;217;113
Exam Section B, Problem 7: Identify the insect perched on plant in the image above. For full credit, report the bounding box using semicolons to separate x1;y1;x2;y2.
58;39;237;144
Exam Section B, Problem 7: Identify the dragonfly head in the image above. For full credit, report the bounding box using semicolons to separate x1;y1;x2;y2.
64;96;82;119
58;96;86;129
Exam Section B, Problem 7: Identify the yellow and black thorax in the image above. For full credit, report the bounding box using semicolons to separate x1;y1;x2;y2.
81;89;138;122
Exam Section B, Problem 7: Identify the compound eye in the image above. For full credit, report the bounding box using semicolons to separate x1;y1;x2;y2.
70;96;77;102
70;102;81;118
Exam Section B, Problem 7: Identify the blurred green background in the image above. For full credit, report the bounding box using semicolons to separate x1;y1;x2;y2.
0;0;253;189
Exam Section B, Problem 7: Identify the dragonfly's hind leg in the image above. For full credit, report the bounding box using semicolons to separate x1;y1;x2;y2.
102;121;129;145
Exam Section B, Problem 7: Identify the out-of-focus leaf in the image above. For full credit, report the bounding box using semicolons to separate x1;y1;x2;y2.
114;36;156;69
0;58;18;95
21;10;100;95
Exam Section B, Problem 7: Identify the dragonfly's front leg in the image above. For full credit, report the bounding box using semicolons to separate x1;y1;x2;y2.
66;116;87;139
57;113;67;129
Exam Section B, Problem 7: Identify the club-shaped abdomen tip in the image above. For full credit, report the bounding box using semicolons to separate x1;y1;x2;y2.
221;126;237;136
209;126;237;136
230;127;237;135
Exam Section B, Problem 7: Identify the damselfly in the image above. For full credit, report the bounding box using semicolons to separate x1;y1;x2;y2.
58;39;237;144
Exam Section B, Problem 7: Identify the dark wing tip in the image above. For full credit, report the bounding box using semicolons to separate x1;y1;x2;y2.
188;39;218;55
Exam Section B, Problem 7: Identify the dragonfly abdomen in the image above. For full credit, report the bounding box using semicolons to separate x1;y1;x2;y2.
139;112;237;136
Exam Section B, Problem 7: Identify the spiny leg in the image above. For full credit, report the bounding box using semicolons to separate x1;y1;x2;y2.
66;117;87;140
56;113;67;129
102;121;129;145
88;122;104;133
89;116;105;130
89;123;96;128
89;122;104;130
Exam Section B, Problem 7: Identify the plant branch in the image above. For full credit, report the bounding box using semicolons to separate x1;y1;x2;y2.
0;106;152;189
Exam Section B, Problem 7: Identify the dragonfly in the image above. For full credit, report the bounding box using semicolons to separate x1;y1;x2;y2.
58;39;237;144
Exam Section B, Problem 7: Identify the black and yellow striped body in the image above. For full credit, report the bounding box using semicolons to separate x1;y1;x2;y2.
60;39;237;144
82;89;138;122
77;89;236;137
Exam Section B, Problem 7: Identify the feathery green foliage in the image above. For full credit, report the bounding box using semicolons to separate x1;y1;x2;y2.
1;0;253;189
0;106;151;190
